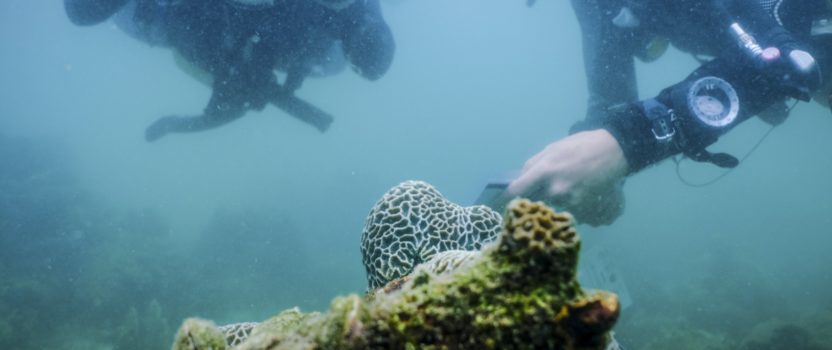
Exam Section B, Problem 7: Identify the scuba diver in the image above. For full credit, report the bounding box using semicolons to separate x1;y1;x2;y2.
508;0;832;226
63;0;395;142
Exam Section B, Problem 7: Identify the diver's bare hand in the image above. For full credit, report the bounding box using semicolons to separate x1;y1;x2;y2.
508;129;629;226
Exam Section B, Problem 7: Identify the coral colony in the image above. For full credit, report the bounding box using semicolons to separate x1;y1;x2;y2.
171;182;620;350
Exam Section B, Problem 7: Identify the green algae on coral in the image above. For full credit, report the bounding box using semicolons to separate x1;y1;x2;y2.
172;318;228;350
172;199;620;350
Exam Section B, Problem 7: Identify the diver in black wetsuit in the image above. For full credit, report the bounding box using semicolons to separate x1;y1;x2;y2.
64;0;395;142
509;0;832;226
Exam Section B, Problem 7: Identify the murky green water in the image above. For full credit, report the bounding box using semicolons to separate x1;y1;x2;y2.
1;1;831;348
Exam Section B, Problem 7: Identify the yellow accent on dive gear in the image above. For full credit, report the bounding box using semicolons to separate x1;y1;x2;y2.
636;36;670;63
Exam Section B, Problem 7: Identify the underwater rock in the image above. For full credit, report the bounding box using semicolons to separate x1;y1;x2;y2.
115;299;172;349
416;249;481;277
369;250;482;297
641;328;733;350
172;197;620;350
800;309;832;347
741;318;829;350
361;180;502;290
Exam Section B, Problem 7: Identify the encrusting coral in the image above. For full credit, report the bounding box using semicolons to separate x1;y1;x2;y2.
172;318;228;350
171;191;620;350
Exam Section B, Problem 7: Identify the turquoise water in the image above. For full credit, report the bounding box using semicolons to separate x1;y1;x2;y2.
1;1;831;349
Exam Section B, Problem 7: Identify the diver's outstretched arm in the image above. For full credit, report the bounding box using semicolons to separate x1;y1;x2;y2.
64;0;129;26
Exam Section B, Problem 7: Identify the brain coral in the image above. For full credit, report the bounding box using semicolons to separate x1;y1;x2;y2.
172;195;620;350
361;181;502;290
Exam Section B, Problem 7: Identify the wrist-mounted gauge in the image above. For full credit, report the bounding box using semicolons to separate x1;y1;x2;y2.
685;76;740;128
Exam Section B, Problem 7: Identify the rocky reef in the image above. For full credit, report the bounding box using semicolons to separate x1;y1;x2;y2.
171;196;620;350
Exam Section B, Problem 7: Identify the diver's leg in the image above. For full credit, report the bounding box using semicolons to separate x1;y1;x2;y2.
283;65;309;93
145;93;334;140
263;78;335;133
64;0;130;26
145;92;247;142
269;92;334;133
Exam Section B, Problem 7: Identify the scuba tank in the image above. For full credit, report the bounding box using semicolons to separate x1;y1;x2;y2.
112;0;187;48
713;0;820;100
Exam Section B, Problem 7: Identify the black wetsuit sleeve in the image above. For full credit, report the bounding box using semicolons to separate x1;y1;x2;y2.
569;0;639;130
603;57;781;172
